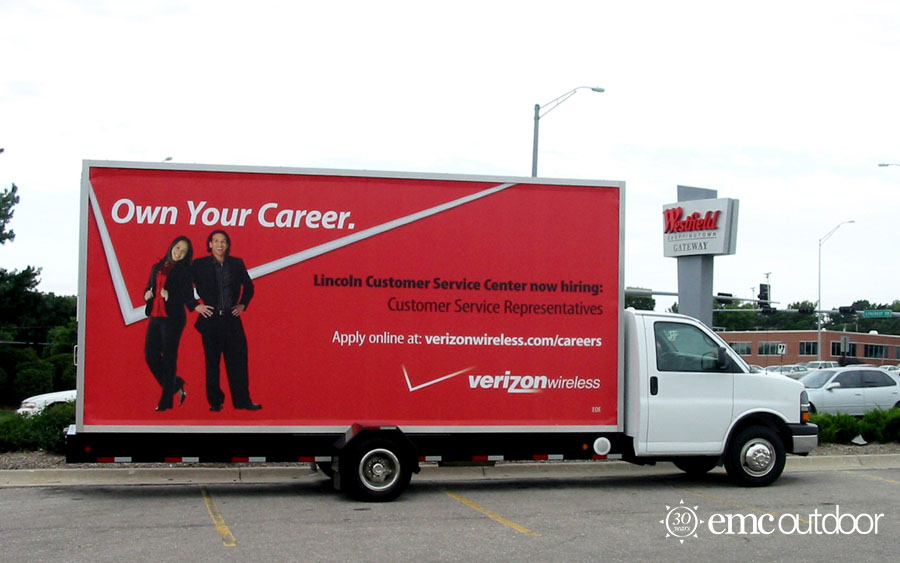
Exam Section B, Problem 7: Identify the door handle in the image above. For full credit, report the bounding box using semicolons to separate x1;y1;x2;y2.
650;376;658;396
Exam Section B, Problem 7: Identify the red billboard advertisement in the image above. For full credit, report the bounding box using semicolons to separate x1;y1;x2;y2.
78;163;623;432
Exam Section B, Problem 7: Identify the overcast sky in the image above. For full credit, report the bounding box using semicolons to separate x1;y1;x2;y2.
2;1;899;312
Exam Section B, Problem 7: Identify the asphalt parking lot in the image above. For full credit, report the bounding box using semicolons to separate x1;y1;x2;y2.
1;455;898;562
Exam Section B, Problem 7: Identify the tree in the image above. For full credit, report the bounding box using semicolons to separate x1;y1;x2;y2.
0;183;18;245
625;287;656;310
0;175;78;405
0;267;42;342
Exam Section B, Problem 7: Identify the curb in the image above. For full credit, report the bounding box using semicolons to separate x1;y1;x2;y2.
2;454;899;488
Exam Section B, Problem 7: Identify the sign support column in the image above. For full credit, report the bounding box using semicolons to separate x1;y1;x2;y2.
675;186;717;327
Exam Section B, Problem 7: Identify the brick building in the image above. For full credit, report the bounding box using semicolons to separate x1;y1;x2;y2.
719;329;900;368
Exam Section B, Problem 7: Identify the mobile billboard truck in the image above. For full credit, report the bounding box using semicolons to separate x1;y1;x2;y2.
69;161;817;501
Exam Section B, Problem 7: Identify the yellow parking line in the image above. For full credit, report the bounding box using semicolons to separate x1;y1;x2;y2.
445;491;540;536
201;486;237;547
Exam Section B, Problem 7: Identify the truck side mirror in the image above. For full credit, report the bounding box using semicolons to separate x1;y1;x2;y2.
717;346;731;371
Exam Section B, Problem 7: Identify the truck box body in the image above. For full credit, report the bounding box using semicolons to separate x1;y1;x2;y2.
76;162;622;431
70;161;816;500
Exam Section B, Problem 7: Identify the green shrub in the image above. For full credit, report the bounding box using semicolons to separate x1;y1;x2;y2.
884;411;900;443
31;402;75;454
859;409;899;444
0;402;75;453
0;413;38;451
810;413;835;443
810;412;861;443
832;413;860;443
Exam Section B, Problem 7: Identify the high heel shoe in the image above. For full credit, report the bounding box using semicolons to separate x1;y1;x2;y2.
177;382;187;406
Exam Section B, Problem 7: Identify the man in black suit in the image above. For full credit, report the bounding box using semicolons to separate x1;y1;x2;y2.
192;229;262;411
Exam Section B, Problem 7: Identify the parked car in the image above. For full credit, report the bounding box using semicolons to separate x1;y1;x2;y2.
765;364;810;379
799;368;900;415
16;390;76;416
802;361;839;369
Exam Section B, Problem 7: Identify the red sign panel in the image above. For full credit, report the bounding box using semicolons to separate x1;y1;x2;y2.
79;164;622;431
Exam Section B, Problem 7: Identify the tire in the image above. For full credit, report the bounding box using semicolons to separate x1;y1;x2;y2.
339;437;412;502
724;425;786;487
673;456;719;476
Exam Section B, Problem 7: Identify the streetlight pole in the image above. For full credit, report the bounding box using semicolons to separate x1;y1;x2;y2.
817;220;854;360
532;86;604;177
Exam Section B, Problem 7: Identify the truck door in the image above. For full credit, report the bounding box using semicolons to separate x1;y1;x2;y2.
645;320;735;453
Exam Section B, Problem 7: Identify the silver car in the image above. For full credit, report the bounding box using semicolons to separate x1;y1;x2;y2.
799;368;900;415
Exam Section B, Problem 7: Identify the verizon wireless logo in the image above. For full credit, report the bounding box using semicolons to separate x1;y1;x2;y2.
402;367;600;394
468;371;601;393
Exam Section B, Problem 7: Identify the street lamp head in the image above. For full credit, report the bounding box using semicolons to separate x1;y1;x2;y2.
590;87;605;93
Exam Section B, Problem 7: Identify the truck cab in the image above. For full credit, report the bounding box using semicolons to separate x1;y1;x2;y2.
624;309;817;485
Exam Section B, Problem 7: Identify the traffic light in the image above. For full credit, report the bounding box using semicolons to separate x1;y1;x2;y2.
758;284;770;304
838;306;856;315
797;306;815;314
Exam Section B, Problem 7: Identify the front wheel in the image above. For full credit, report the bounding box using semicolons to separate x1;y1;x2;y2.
339;437;412;502
724;425;785;487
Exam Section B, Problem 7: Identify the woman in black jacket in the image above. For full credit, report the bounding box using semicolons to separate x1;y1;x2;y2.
144;236;198;411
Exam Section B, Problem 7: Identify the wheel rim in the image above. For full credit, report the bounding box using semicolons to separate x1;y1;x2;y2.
740;438;775;477
358;448;400;492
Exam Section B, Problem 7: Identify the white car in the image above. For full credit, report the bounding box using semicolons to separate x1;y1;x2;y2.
799;368;900;415
803;361;839;370
765;364;810;379
16;390;76;416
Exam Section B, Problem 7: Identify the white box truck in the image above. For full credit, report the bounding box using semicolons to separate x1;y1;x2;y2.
68;161;817;500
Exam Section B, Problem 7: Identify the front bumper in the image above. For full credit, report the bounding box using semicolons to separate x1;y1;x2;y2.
789;423;818;454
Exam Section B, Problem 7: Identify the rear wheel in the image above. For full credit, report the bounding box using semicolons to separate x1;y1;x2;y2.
724;425;785;487
339;437;412;502
673;456;719;476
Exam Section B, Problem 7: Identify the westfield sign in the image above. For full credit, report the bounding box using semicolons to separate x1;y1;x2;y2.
663;207;721;234
662;197;738;258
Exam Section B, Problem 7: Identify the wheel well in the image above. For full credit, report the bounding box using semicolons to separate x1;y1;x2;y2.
727;414;791;454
